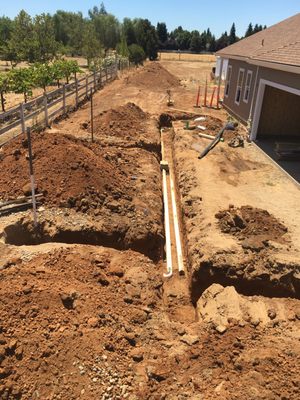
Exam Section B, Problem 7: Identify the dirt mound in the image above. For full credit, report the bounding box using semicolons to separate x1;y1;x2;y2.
216;205;288;250
91;102;160;150
127;62;180;89
0;132;126;213
94;102;148;137
0;246;163;399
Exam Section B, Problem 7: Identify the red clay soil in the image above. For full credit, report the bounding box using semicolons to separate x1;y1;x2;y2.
216;205;288;249
0;247;299;400
127;62;180;90
93;102;149;137
90;102;160;149
0;132;125;212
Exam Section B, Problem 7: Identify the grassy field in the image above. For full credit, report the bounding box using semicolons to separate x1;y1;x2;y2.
159;52;216;62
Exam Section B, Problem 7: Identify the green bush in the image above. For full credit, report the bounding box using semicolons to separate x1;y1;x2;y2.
128;44;145;66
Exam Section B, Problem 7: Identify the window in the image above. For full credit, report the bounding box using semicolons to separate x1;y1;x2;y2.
224;65;232;97
235;68;245;105
243;70;253;103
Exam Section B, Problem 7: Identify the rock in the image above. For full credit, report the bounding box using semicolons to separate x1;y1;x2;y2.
87;317;99;328
22;182;37;196
146;364;170;382
180;334;199;346
104;343;115;352
215;325;227;334
130;348;144;362
123;333;136;346
267;309;277;320
60;291;78;310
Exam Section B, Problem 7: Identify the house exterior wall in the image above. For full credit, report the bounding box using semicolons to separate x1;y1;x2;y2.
222;57;300;125
222;59;256;123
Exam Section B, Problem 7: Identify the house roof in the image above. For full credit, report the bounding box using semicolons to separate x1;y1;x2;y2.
216;13;300;67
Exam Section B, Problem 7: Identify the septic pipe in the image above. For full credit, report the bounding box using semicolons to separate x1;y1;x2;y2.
160;129;173;278
162;164;173;278
170;173;185;275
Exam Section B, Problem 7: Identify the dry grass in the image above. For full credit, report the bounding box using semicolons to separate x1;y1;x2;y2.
159;52;216;62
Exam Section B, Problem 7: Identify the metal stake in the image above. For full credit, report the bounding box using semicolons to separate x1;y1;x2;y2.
26;127;38;227
90;89;94;143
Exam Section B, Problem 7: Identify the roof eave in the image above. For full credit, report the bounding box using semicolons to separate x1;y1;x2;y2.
217;54;300;75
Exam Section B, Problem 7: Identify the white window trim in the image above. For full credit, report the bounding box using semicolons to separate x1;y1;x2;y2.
243;70;253;103
224;65;232;98
235;68;245;105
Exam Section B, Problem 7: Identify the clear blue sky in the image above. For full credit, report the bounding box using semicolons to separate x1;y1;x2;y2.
2;0;299;37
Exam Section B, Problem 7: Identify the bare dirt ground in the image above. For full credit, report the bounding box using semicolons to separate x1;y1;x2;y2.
0;60;299;399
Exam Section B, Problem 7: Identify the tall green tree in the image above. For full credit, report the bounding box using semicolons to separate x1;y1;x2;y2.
82;23;103;67
156;22;168;47
245;23;253;37
7;10;38;63
228;23;237;44
34;14;58;62
190;31;202;52
134;19;158;60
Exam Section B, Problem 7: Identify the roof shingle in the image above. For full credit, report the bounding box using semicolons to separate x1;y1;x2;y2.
216;13;300;67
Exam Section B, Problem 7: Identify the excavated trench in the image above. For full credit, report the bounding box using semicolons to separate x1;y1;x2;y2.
190;261;300;303
160;114;300;303
4;220;163;262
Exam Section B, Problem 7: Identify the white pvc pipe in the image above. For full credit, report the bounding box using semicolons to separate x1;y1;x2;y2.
170;174;185;275
162;168;173;278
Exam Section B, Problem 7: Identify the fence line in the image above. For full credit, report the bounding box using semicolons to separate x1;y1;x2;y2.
0;60;131;146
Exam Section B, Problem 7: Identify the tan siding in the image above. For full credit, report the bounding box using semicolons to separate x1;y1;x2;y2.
223;59;255;122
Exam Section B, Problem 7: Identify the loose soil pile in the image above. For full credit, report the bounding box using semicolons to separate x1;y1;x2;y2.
0;247;299;400
90;103;160;150
93;102;148;136
216;205;288;250
127;63;180;89
0;132;124;212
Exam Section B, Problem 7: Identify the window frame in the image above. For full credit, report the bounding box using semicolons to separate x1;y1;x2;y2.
243;70;253;103
235;68;245;105
224;65;232;98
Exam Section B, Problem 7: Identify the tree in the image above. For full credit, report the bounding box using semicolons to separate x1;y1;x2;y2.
245;23;253;37
7;10;38;63
59;59;81;83
82;23;103;67
51;60;65;87
228;23;237;44
34;14;58;62
92;13;120;52
128;44;145;65
53;11;85;56
156;22;168;48
189;31;201;52
0;73;10;111
0;17;13;52
116;35;129;57
134;19;158;60
209;35;217;52
215;31;229;51
176;30;191;50
32;63;53;91
9;67;34;102
122;18;136;46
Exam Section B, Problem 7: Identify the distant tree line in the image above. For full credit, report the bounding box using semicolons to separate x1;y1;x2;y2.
0;2;267;67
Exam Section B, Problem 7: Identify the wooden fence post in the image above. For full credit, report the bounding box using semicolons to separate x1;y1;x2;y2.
75;79;79;108
85;76;89;98
44;94;49;127
62;84;66;114
20;103;26;135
